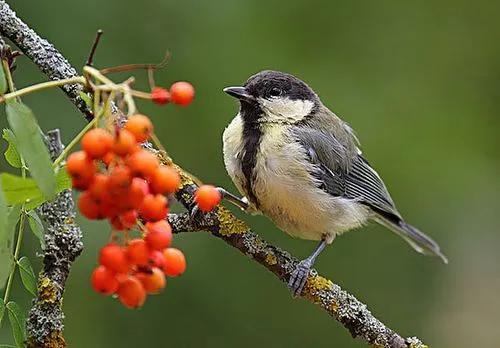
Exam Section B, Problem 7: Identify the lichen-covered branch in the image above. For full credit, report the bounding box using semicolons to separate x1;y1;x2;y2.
26;130;84;348
0;2;427;347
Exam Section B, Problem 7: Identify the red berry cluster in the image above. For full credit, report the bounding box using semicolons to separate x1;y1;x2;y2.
66;113;186;308
151;81;195;106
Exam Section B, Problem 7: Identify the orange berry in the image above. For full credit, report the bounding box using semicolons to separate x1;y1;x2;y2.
163;248;186;277
113;129;138;156
194;185;222;212
91;265;119;295
139;194;168;222
124;114;153;142
136;268;166;294
88;173;109;201
169;81;195;106
102;152;115;167
128;178;150;208
121;210;138;229
150;166;180;194
117;275;146;309
149;250;166;269
99;243;129;274
145;220;172;250
126;149;159;178
151;87;171;105
110;209;138;231
67;151;96;182
107;165;132;195
78;191;102;220
82;128;114;159
126;239;150;266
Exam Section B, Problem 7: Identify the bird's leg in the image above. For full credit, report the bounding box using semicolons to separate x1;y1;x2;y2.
288;238;329;297
190;187;249;221
216;187;249;211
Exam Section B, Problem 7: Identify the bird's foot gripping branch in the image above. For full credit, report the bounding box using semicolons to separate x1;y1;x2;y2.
0;1;428;346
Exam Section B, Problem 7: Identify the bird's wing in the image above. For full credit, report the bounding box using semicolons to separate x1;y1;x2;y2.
291;126;401;219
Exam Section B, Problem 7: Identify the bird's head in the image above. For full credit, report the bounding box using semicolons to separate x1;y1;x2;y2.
224;70;319;124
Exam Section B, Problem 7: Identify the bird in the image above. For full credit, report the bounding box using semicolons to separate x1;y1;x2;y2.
220;70;447;296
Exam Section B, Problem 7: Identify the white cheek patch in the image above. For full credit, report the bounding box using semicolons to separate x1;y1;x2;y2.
259;97;314;123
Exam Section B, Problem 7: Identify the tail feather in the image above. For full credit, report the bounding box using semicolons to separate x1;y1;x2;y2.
375;215;448;264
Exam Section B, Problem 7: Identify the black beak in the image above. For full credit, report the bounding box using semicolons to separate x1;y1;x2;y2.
223;86;255;103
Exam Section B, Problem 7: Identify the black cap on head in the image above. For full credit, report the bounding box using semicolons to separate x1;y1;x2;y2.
243;70;317;102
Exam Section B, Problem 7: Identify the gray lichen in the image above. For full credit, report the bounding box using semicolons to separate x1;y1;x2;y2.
26;130;83;348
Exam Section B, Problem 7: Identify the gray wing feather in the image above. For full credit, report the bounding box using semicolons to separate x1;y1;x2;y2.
292;126;400;218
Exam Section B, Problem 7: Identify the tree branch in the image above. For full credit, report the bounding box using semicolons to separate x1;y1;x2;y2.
26;129;84;348
0;2;427;347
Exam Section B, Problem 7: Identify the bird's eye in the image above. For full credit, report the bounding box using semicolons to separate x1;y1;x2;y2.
269;87;282;97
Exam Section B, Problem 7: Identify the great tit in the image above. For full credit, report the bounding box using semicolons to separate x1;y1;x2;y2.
221;70;447;296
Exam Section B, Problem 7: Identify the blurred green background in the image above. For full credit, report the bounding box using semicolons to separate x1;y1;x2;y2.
1;0;499;347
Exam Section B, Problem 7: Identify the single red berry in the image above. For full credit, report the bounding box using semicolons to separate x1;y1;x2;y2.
88;173;109;201
107;165;132;195
151;87;171;105
194;185;222;212
113;129;138;156
128;178;150;208
102;152;115;167
78;191;102;220
110;216;126;231
126;239;150;266
126;149;159;178
67;151;96;182
170;81;195;106
124;114;153;143
82;128;114;159
139;194;168;222
117;275;146;309
148;250;166;269
150;166;180;194
99;243;130;274
136;267;166;294
163;248;186;277
91;265;119;295
120;210;138;229
145;220;172;250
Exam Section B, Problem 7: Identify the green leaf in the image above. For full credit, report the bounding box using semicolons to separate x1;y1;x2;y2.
6;100;56;200
1;171;71;211
0;345;17;348
2;129;22;168
6;302;26;348
0;62;7;95
0;298;5;328
0;205;22;289
17;257;36;296
26;211;44;249
0;180;8;282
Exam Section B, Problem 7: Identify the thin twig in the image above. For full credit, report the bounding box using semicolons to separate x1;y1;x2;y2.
85;29;103;66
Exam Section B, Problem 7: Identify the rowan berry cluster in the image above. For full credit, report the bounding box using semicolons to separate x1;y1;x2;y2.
66;113;186;308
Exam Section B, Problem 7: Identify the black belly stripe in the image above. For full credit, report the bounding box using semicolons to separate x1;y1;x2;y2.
240;104;263;207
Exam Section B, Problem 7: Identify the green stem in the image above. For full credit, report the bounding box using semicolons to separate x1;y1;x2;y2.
0;76;86;104
52;116;98;168
2;59;16;94
0;208;26;324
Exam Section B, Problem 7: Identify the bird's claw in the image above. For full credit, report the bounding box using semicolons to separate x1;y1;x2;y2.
288;258;314;297
190;204;204;222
